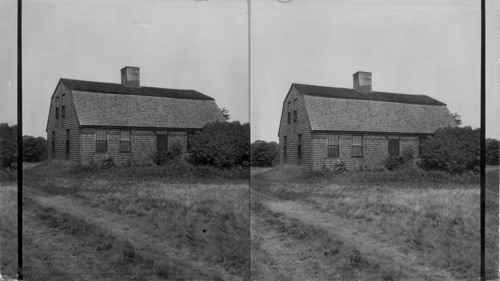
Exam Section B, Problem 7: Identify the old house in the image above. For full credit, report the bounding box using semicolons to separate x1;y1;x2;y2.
46;66;225;165
278;71;456;170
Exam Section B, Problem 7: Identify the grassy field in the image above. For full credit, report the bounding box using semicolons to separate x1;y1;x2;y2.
251;164;495;281
0;169;17;279
23;161;250;281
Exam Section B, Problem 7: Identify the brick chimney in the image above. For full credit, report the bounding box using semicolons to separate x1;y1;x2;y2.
353;71;372;92
121;66;140;87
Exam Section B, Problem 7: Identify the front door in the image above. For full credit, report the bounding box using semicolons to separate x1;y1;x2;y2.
157;134;168;151
388;139;400;157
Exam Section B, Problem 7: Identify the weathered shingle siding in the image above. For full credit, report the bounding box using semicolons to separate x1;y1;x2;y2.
79;128;190;165
311;133;420;170
46;83;80;165
278;86;312;169
80;128;158;165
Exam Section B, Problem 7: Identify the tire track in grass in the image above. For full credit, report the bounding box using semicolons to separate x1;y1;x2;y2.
30;193;242;281
261;198;458;281
251;213;336;281
23;210;116;281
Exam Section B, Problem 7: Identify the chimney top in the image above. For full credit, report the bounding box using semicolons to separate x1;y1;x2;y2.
353;71;372;92
121;66;140;87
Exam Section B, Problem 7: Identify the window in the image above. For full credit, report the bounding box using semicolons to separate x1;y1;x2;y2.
388;138;400;157
55;97;59;119
65;129;70;160
61;94;66;118
51;131;55;156
287;101;291;124
187;131;196;152
120;131;131;152
298;134;302;163
96;130;107;152
283;136;288;161
157;134;168;151
418;136;426;157
352;135;363;157
327;134;339;158
293;99;298;123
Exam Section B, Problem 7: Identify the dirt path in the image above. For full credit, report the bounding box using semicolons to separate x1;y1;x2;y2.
23;210;116;281
260;197;458;281
251;214;334;281
250;168;274;176
22;162;42;170
25;190;242;281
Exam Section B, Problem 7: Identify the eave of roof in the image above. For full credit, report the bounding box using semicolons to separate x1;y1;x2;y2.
292;83;446;106
60;78;215;100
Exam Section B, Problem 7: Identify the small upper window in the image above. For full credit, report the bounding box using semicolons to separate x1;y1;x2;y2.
287;101;291;124
293;99;297;123
55;97;60;119
61;94;66;118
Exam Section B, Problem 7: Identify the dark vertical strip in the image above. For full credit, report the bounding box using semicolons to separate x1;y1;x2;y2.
480;0;485;280
247;0;251;279
17;0;23;280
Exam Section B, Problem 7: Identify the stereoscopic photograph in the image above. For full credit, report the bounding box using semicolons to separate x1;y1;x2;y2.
250;0;498;280
0;0;499;280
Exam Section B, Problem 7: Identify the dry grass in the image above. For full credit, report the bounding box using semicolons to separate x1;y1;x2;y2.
23;161;250;280
0;182;17;278
485;166;499;279
252;165;486;280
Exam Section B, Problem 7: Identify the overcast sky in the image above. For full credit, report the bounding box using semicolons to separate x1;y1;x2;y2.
251;0;500;142
1;0;249;137
0;0;499;140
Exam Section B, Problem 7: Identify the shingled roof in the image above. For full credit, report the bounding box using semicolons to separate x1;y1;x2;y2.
58;78;225;129
291;83;456;134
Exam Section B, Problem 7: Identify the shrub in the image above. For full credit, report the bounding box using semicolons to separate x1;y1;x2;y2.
311;162;346;176
170;140;183;158
0;123;17;168
401;146;414;162
101;156;115;169
419;126;480;174
250;140;279;167
188;121;249;168
78;157;114;172
486;138;499;165
0;168;16;182
22;135;47;162
80;160;101;172
383;156;404;171
152;140;183;166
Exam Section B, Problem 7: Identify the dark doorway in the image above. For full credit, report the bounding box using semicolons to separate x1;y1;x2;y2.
388;139;400;156
157;134;168;151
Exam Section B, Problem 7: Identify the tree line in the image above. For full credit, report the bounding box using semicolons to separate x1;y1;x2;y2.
1;122;499;171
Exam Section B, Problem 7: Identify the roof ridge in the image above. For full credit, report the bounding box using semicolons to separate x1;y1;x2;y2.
61;78;199;92
292;82;432;98
292;83;445;106
60;78;214;100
